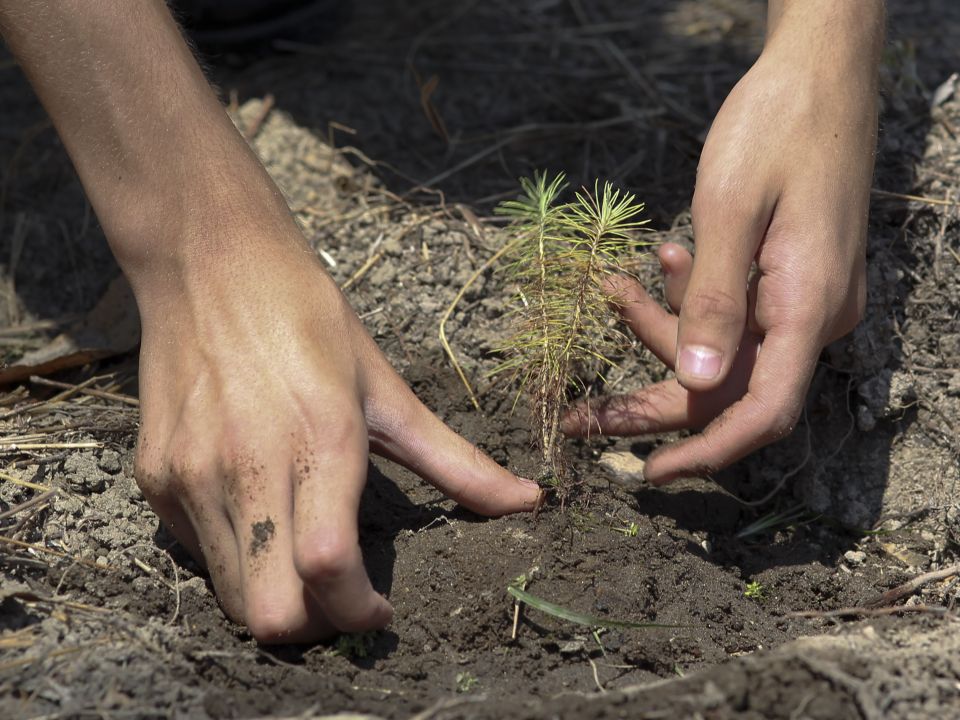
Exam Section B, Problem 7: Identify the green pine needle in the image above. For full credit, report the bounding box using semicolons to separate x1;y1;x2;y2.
492;171;653;487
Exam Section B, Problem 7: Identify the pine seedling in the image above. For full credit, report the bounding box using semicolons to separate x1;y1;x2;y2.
492;171;650;490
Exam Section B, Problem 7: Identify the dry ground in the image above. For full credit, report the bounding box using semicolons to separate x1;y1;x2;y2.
1;1;959;718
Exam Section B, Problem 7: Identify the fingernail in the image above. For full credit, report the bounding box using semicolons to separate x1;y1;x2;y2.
678;345;722;380
518;476;540;490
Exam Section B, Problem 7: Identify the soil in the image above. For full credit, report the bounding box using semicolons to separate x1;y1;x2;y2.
2;1;960;719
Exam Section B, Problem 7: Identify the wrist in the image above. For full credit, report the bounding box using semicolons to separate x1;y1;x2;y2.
765;0;885;68
104;147;297;274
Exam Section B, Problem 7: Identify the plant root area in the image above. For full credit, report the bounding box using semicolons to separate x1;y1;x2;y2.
2;2;959;718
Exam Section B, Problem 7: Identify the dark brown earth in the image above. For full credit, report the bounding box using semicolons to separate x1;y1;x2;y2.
2;1;960;719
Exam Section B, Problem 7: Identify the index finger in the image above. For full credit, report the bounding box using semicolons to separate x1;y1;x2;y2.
642;325;820;486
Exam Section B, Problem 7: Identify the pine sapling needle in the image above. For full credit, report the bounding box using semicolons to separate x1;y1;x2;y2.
492;171;652;492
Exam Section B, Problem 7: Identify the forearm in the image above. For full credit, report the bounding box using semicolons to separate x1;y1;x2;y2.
0;1;293;281
766;0;885;62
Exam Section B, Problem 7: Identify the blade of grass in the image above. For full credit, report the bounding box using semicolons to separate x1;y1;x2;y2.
736;503;816;539
507;585;677;630
439;236;522;411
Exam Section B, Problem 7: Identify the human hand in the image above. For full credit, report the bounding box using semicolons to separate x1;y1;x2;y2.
1;0;540;646
133;231;541;644
563;1;883;484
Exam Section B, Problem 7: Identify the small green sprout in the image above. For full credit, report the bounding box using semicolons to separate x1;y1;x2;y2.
332;632;375;659
612;521;640;537
744;581;765;602
569;509;596;533
456;672;479;693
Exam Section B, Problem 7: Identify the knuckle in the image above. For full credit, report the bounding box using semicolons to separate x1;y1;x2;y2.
308;397;366;450
692;172;741;216
133;458;162;495
244;598;303;644
294;534;356;586
682;287;743;327
166;433;207;479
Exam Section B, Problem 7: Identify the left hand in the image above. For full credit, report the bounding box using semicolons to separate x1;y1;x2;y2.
563;4;881;484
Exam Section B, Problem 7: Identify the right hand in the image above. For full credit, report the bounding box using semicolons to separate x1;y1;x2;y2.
133;227;541;644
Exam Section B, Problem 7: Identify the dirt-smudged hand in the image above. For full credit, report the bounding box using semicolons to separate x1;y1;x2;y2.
134;238;541;644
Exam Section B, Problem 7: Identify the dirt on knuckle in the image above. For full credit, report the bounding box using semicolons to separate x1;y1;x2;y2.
133;459;160;491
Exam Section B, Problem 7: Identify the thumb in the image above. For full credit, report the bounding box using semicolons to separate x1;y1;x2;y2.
677;194;767;390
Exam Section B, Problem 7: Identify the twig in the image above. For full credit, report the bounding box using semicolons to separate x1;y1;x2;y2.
871;188;960;207
167;550;181;625
0;535;116;572
419;136;515;190
29;376;139;406
439;236;521;411
0;470;51;492
0;638;111;673
586;655;607;693
341;250;385;291
0;488;56;520
511;598;522;641
791;605;952;620
0;374;103;421
0;441;101;451
0;317;76;337
6;589;110;615
740;407;812;508
863;563;960;609
601;40;705;128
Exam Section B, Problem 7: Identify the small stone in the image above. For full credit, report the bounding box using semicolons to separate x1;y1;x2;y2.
856;405;877;432
63;452;107;494
558;640;584;655
98;450;122;475
843;550;867;566
368;262;397;286
598;451;646;491
180;577;209;596
381;235;403;256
